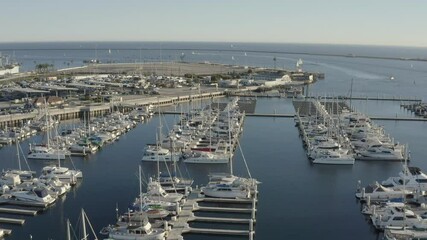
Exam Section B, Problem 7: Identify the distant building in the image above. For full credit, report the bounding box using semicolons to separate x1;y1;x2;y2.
33;96;64;107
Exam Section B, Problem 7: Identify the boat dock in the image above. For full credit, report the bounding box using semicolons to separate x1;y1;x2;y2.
0;217;25;225
0;207;38;216
166;188;257;240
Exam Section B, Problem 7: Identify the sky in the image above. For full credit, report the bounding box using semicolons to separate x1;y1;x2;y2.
1;0;427;47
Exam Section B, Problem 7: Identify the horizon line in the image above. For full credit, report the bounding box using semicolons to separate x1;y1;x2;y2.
0;40;426;49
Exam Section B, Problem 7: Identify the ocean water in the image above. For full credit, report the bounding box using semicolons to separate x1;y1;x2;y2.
0;42;427;239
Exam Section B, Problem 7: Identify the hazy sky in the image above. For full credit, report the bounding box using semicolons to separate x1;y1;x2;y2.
1;0;426;47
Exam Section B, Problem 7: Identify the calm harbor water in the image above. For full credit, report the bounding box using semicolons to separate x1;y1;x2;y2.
1;42;427;239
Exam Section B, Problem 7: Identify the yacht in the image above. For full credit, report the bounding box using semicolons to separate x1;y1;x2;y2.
312;150;355;165
10;187;56;205
371;205;427;230
382;166;427;191
355;182;412;201
355;145;405;161
384;227;427;240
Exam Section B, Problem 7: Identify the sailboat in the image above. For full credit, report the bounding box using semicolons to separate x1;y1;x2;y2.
66;209;99;240
2;138;35;181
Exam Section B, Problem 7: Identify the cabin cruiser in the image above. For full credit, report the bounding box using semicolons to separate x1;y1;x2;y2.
382;166;427;191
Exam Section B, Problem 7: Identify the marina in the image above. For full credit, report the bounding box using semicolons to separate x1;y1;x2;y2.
0;42;426;240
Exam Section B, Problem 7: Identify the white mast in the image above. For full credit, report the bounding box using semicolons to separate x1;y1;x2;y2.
66;219;71;240
228;104;233;174
82;209;87;240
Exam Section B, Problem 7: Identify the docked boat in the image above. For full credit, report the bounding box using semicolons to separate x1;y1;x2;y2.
141;145;180;162
102;220;166;240
384;227;427;240
371;205;427;230
120;205;170;220
158;172;193;192
202;182;251;199
143;178;184;203
355;145;405;161
382;166;427;191
312;150;355;165
10;187;56;205
182;151;229;164
28;145;70;160
355;182;412;201
40;166;82;185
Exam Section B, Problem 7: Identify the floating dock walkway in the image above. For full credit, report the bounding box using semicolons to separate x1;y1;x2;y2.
166;189;257;240
0;217;25;225
0;207;38;216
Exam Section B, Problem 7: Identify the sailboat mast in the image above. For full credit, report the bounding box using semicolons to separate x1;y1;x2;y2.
156;134;160;180
16;138;21;170
66;219;71;240
139;165;143;211
228;104;233;174
349;78;354;109
82;209;87;240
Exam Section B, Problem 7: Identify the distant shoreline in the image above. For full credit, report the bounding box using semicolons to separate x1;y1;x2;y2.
0;47;425;62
